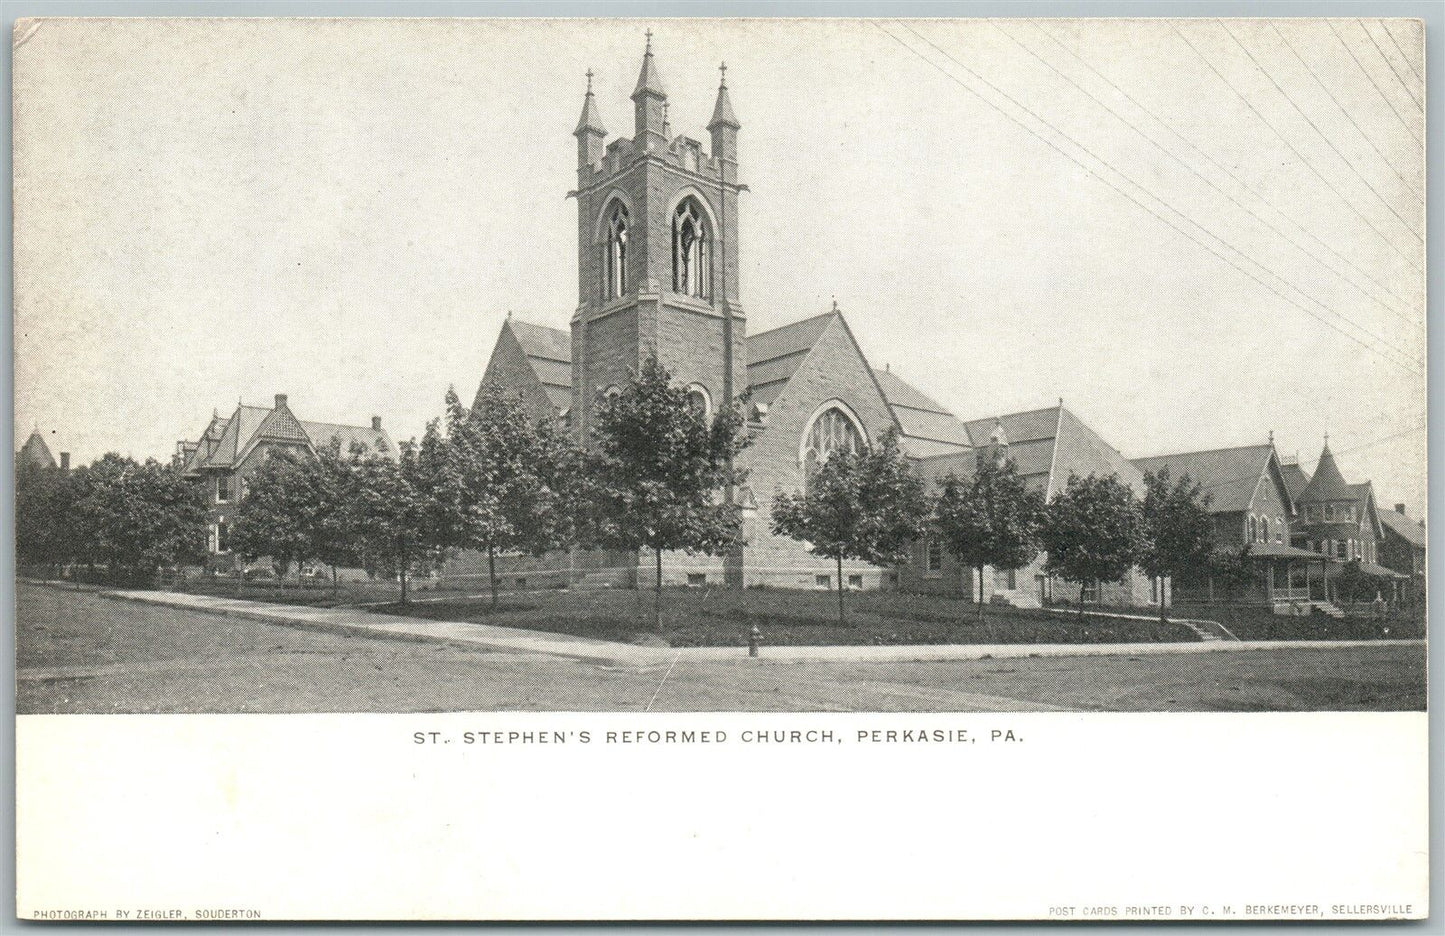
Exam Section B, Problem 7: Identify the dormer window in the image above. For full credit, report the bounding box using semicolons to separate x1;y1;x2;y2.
605;202;629;300
672;198;710;299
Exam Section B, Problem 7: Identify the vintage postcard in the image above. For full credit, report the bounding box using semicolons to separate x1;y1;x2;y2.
13;15;1428;920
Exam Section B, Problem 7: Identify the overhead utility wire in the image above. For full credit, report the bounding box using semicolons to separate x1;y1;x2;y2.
1221;21;1422;243
1269;21;1421;202
996;21;1419;353
1359;19;1422;109
1146;420;1426;496
1030;20;1420;324
1172;22;1423;273
1325;20;1423;147
1380;20;1424;86
874;22;1421;374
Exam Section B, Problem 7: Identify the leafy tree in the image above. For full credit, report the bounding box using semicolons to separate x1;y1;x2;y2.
15;458;81;575
932;453;1044;621
228;447;321;578
771;430;929;625
71;454;209;584
346;440;445;604
587;357;750;631
1039;472;1145;619
1139;466;1215;622
431;384;584;609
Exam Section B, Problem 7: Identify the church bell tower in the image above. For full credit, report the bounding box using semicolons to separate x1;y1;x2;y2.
569;33;745;438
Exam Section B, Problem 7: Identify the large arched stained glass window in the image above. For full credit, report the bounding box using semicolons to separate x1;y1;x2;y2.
802;405;864;491
605;202;629;300
672;198;710;299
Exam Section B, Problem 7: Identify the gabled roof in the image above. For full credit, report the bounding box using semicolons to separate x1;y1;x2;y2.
181;401;393;473
303;421;396;458
918;404;1140;500
1130;444;1284;514
1379;506;1427;548
500;319;573;412
1279;461;1311;501
1345;482;1385;539
745;312;838;406
872;368;971;452
17;430;57;469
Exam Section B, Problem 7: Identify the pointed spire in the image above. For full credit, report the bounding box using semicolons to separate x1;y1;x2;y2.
574;68;607;137
632;29;666;100
1300;436;1350;502
708;61;740;131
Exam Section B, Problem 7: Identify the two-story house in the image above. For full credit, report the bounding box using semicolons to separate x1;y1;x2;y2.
1130;440;1328;611
176;394;395;570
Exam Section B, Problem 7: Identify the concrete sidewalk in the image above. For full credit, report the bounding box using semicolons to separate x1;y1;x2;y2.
97;587;1425;667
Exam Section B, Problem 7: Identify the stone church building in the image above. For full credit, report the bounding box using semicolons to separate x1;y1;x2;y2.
463;40;967;591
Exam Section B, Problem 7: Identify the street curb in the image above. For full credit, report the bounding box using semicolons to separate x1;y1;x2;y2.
76;584;1428;668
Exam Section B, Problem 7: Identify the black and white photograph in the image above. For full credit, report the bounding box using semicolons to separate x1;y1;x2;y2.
10;10;1432;921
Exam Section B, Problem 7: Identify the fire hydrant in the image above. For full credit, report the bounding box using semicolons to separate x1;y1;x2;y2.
748;625;762;658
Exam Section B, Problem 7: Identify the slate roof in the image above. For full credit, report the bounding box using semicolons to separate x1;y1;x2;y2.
744;313;837;406
181;402;394;473
504;319;574;412
1298;445;1352;502
872;368;971;452
17;430;57;469
916;405;1140;499
1279;461;1311;502
1130;444;1278;514
1379;507;1427;548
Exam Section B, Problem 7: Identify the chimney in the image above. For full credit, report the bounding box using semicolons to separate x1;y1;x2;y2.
371;416;382;431
1396;503;1407;514
274;393;288;409
60;452;69;470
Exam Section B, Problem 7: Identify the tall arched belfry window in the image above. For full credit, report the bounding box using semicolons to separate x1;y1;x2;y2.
802;405;865;491
672;198;710;299
606;202;629;300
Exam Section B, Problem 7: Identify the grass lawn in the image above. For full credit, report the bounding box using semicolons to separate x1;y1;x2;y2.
1175;604;1425;642
171;578;1201;647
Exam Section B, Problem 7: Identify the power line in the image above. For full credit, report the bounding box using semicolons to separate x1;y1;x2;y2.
1150;420;1426;496
1172;22;1423;273
1359;18;1422;109
1220;21;1422;243
1380;20;1423;85
1030;20;1420;325
998;20;1420;347
1325;19;1422;148
874;21;1422;374
1269;21;1421;202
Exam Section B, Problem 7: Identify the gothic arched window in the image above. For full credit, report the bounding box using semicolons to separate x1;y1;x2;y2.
605;202;629;300
802;405;865;491
672;198;710;299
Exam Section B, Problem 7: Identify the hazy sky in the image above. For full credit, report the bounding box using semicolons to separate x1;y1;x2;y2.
13;17;1427;512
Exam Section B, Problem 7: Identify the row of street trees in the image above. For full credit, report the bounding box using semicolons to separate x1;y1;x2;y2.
234;359;745;627
17;356;1226;628
771;442;1219;624
16;454;209;583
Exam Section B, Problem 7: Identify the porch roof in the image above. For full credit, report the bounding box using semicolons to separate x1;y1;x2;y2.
1246;543;1337;560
